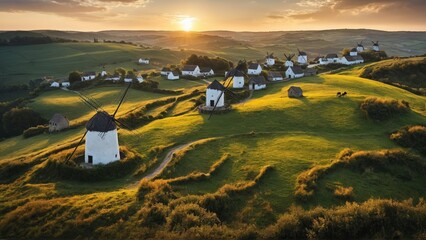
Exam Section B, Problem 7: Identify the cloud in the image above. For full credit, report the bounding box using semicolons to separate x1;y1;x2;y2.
289;0;426;24
0;0;150;20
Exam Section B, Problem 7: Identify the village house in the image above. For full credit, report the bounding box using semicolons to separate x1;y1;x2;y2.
350;48;358;56
247;63;262;75
249;76;267;90
161;67;172;76
286;66;305;79
61;81;70;87
268;71;283;81
200;67;215;76
49;113;69;132
136;75;144;83
167;71;180;80
124;75;134;83
182;65;201;77
138;58;149;64
105;74;121;81
206;80;225;108
50;81;60;88
288;86;303;98
340;55;364;65
81;72;96;81
101;70;107;77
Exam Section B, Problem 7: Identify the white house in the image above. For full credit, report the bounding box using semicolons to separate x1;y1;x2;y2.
167;71;180;80
161;67;172;76
249;76;267;90
101;70;107;77
81;72;96;81
297;50;308;65
200;67;214;76
372;41;380;51
50;81;60;88
105;74;121;81
124;75;134;83
356;42;364;52
319;54;339;65
265;53;275;66
340;55;364;65
85;111;120;165
138;58;149;64
61;81;70;87
286;66;305;79
350;48;358;56
182;65;201;77
232;71;245;88
136;75;144;83
268;71;283;81
206;80;225;108
247;63;262;75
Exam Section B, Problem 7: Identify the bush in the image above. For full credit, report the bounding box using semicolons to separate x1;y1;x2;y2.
166;203;220;232
360;97;409;121
23;125;48;138
391;125;426;154
2;107;46;137
334;185;354;200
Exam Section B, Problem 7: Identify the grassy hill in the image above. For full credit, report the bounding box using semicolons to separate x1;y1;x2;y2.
357;56;426;95
0;68;425;238
0;42;207;85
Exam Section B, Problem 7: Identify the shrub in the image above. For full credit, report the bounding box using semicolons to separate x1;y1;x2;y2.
166;203;220;232
23;125;48;138
2;107;46;136
360;97;409;121
334;185;354;200
137;179;177;205
391;125;426;154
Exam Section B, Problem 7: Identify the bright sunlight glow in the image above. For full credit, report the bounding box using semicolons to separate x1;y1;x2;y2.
180;17;194;32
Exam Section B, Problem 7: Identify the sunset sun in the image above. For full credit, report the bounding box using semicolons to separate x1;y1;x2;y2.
180;17;194;31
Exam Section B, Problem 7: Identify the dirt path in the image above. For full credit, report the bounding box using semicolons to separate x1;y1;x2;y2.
143;142;194;180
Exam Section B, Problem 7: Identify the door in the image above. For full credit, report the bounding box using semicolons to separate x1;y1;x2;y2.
252;83;255;90
88;155;93;164
210;100;215;107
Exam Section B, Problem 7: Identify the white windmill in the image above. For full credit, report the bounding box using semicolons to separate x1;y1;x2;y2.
372;41;380;52
66;84;132;165
284;53;295;67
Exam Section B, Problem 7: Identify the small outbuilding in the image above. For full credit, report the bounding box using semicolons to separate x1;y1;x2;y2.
286;66;305;79
287;86;303;98
50;81;60;88
167;71;180;80
249;76;267;90
49;113;70;132
268;71;283;81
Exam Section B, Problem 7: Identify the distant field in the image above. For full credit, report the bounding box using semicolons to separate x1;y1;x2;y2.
0;42;204;85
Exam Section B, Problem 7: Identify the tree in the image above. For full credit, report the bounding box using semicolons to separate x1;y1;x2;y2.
341;48;350;56
115;67;126;76
68;71;82;83
2;107;46;137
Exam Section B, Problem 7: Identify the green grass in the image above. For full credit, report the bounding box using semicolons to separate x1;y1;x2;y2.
0;70;425;230
0;43;201;85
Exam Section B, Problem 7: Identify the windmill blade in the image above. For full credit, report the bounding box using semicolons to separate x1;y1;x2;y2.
113;118;132;130
284;53;288;59
66;130;88;163
112;82;132;117
77;92;99;112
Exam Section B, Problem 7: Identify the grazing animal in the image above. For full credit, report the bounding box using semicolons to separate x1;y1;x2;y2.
336;92;341;97
341;92;347;96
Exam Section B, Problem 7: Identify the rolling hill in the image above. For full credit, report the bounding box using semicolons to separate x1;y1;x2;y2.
1;65;425;238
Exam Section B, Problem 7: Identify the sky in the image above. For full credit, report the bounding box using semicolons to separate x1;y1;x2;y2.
0;0;426;32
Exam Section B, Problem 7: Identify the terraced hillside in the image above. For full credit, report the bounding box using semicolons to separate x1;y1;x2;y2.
1;69;425;238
